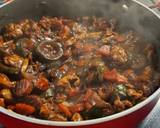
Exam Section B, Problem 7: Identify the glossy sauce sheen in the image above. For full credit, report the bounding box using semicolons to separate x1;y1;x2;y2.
0;16;159;121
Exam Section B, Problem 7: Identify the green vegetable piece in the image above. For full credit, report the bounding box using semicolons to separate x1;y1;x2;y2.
81;107;103;119
115;84;127;100
41;88;54;98
0;62;19;75
16;38;34;57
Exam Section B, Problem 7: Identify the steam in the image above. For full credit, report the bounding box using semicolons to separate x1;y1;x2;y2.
42;0;160;42
42;0;160;68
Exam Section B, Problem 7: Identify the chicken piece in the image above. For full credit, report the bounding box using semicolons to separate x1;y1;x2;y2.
137;66;152;82
63;47;72;58
113;97;133;112
113;97;125;112
102;102;114;116
59;25;70;39
4;54;24;68
0;40;15;55
122;100;133;108
23;20;41;36
65;37;77;48
83;43;97;53
86;32;102;40
103;69;128;83
39;17;63;31
123;69;137;82
141;85;153;97
39;17;52;30
57;74;80;88
14;79;33;97
144;44;154;63
130;54;147;69
72;23;87;34
4;23;23;38
83;89;108;109
110;45;128;64
127;89;143;100
40;103;54;118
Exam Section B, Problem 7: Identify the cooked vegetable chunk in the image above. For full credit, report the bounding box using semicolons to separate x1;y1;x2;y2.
0;16;159;121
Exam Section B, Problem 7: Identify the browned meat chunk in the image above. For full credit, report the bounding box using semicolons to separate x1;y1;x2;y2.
110;45;128;64
0;16;158;121
4;54;23;68
103;69;128;83
14;79;33;97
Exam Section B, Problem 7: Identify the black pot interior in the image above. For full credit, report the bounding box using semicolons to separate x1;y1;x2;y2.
0;0;160;69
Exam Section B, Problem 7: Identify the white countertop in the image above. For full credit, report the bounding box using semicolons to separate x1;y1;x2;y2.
139;99;160;128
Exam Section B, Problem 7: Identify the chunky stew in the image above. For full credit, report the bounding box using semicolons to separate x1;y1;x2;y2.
0;16;159;121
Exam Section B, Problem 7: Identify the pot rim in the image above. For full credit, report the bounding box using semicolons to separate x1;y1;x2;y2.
1;88;160;126
0;0;160;127
0;0;14;8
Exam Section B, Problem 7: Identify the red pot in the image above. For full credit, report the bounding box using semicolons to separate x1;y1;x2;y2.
0;0;160;128
0;88;160;128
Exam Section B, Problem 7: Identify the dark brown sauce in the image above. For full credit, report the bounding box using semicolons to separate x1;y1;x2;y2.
0;16;159;121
